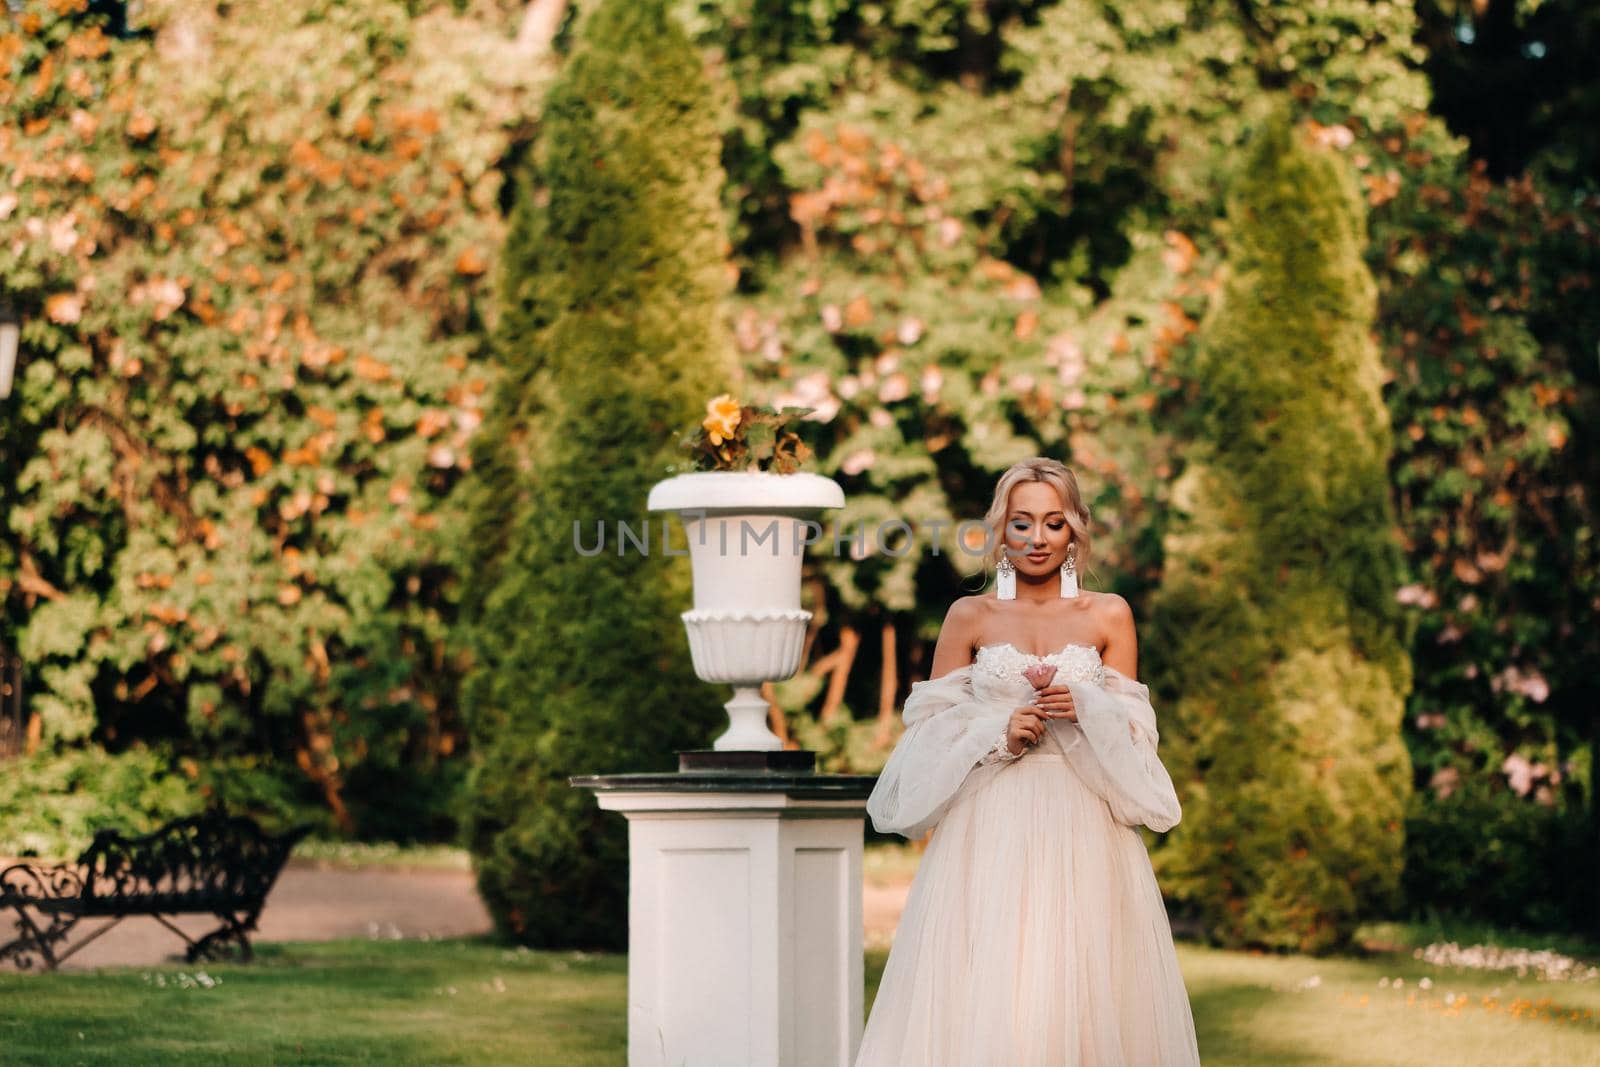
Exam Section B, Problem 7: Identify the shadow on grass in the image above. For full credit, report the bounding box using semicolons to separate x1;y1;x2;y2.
1187;979;1324;1067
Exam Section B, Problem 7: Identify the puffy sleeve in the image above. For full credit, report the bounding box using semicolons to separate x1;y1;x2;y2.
1046;665;1182;833
864;665;1013;840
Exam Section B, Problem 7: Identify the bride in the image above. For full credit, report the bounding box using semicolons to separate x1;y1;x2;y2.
855;457;1203;1066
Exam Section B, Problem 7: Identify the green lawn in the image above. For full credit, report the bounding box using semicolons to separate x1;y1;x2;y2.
1;927;1596;1065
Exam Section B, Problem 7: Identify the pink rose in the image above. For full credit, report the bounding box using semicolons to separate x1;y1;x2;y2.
1022;663;1057;690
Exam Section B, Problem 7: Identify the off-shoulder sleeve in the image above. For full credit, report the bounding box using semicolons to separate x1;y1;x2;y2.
865;665;1013;839
1044;666;1182;833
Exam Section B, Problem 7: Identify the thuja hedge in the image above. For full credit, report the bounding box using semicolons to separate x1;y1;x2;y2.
1147;104;1414;955
455;0;740;949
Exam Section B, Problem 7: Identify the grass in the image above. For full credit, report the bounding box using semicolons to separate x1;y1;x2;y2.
289;839;474;873
863;837;927;886
2;923;1596;1066
1177;937;1600;1067
0;937;625;1066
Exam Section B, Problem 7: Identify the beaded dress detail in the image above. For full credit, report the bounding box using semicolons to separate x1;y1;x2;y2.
856;642;1201;1066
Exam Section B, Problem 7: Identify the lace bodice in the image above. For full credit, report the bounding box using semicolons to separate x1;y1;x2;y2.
974;642;1105;691
973;642;1106;764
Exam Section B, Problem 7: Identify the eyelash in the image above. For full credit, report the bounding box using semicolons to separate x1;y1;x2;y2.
1011;521;1066;531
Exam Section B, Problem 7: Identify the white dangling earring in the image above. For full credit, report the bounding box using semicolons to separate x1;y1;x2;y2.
996;556;1016;600
1060;545;1079;598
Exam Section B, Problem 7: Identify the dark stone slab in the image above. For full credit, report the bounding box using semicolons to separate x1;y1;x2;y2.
677;749;817;773
568;769;876;800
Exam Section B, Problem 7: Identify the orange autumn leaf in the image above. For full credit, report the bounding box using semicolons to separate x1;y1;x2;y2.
126;109;156;140
976;257;1014;283
245;446;273;476
45;291;83;324
843;294;872;326
455;248;487;276
836;123;871;156
1014;309;1039;341
147;602;187;625
32;52;54;97
1363;170;1401;207
1162;230;1198;274
66;26;111;60
416;410;451;438
354;353;393;382
802;128;833;165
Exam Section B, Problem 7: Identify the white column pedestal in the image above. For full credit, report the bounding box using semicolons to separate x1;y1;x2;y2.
570;766;876;1067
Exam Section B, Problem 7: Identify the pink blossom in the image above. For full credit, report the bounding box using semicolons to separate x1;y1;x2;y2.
771;370;839;423
1491;665;1550;703
840;448;875;476
878;373;910;403
1022;663;1057;689
1501;753;1534;797
1395;584;1439;609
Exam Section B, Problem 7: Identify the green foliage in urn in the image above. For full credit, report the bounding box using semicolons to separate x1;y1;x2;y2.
1145;102;1414;954
673;393;816;473
455;0;740;950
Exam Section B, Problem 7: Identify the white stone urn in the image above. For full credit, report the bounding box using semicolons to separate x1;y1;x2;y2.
647;470;845;751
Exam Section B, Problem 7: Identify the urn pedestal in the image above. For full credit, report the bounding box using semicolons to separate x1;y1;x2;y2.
569;763;876;1067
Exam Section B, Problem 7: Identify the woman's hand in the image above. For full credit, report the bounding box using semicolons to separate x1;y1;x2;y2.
1030;684;1078;723
1005;706;1051;755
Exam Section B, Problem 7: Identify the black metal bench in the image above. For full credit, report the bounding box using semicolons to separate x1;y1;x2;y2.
0;808;313;971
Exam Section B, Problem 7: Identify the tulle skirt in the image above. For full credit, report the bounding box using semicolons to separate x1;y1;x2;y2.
855;752;1203;1066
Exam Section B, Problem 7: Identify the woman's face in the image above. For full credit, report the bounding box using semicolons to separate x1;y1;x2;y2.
1002;481;1071;575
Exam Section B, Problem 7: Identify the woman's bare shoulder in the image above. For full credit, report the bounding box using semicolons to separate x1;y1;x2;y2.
929;595;990;676
943;593;994;625
1088;590;1133;623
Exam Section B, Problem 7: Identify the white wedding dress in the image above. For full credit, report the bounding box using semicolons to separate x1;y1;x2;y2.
855;642;1202;1066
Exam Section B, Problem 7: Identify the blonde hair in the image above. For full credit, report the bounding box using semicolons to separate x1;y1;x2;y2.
973;456;1093;578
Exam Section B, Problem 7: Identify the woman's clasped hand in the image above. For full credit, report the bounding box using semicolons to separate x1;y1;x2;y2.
1006;685;1078;754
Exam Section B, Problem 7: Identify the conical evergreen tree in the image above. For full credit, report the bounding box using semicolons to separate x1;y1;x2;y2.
457;0;740;949
1146;100;1414;954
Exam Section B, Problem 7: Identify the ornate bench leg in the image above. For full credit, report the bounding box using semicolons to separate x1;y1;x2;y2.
1;864;85;973
187;911;255;964
0;903;68;972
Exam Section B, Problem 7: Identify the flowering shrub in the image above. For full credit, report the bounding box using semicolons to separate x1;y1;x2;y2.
0;0;539;843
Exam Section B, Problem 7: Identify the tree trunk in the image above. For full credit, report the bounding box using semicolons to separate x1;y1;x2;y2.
819;625;860;724
762;681;793;748
873;620;898;748
516;0;569;59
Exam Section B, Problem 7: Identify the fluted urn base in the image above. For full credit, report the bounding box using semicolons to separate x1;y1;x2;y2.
681;608;810;750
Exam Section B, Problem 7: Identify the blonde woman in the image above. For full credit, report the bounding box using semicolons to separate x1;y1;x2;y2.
856;457;1202;1066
